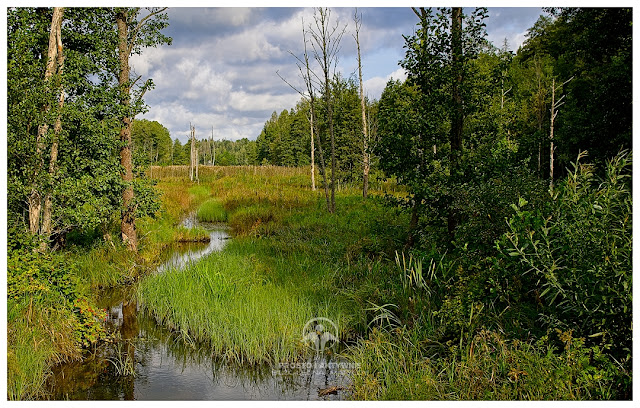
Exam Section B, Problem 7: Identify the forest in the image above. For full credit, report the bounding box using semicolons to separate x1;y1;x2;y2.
6;7;632;400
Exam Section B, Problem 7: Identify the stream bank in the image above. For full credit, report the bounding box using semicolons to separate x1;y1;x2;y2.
46;217;352;400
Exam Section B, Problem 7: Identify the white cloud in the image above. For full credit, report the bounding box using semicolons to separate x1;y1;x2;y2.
229;90;299;112
132;7;541;143
363;67;407;100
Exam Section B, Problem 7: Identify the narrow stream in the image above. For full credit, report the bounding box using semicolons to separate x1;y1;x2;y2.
46;216;352;400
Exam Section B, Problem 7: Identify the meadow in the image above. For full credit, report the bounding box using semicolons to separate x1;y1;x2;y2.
140;165;627;399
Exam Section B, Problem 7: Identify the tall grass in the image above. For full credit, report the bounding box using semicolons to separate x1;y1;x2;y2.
7;301;81;400
139;244;342;365
347;328;619;400
139;167;409;367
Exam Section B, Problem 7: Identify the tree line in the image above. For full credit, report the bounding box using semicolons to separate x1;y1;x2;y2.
130;119;258;167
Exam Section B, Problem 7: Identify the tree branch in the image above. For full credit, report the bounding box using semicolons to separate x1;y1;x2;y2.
127;7;169;55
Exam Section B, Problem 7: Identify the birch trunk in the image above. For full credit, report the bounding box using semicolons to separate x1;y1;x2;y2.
29;7;65;236
40;16;66;245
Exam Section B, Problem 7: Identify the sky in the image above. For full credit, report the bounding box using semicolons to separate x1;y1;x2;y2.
131;6;545;144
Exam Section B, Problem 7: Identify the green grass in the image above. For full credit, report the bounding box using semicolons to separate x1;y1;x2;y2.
139;246;329;365
7;300;82;400
347;328;620;400
196;198;227;222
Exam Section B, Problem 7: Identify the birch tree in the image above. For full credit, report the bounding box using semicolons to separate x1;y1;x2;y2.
29;7;65;240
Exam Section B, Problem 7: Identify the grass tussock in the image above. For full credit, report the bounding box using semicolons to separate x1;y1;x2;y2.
173;226;211;242
139;246;341;365
228;204;278;236
196;198;227;223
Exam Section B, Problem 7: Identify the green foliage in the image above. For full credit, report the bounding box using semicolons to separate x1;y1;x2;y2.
72;297;107;348
500;151;632;363
7;7;124;243
132;119;173;165
7;249;79;306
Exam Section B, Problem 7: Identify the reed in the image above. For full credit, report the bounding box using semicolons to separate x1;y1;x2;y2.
347;327;618;400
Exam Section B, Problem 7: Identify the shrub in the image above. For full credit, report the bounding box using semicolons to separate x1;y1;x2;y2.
499;151;632;368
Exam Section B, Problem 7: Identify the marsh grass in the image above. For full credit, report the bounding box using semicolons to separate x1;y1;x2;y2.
139;246;336;365
73;241;141;289
7;302;81;400
196;198;227;223
139;168;408;366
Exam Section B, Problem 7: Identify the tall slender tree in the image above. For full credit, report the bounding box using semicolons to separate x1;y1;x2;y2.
396;7;487;244
308;7;345;213
353;9;370;199
40;7;65;249
115;7;171;251
277;16;331;208
29;7;65;239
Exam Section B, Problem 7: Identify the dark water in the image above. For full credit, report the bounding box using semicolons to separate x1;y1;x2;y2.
46;218;352;400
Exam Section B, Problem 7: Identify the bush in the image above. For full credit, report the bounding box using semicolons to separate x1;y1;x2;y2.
499;151;632;368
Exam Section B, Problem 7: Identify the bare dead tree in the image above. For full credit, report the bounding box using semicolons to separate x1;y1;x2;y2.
276;16;332;210
211;126;215;166
189;123;197;181
308;7;346;213
353;8;369;199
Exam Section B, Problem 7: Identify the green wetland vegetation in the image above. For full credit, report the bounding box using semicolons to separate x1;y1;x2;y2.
7;6;631;401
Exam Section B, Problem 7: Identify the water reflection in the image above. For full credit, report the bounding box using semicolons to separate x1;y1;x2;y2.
48;305;352;400
156;229;229;274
